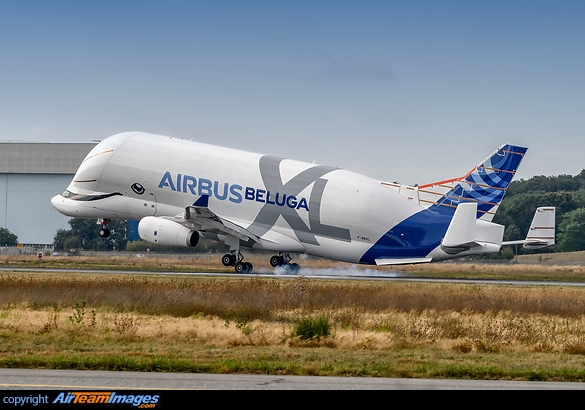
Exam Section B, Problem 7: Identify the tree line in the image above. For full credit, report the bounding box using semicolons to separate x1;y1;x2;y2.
494;169;585;253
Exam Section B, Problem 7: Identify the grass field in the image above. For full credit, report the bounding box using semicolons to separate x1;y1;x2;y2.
2;254;585;382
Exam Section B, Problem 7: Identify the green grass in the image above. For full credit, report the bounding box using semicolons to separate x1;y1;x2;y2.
292;314;331;340
3;346;585;382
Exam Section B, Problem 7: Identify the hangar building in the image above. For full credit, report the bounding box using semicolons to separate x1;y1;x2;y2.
0;142;96;245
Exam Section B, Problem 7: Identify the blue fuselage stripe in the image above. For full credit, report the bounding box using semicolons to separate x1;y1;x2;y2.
359;209;452;264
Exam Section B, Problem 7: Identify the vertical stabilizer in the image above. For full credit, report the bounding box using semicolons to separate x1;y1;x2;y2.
417;144;527;221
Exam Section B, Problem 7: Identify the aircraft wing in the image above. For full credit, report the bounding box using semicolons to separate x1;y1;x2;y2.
175;196;260;245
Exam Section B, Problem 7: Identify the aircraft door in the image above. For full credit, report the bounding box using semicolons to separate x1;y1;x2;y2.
149;192;158;216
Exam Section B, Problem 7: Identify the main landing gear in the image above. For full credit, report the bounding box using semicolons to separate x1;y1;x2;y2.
221;251;301;274
270;253;301;274
222;251;254;274
98;219;111;238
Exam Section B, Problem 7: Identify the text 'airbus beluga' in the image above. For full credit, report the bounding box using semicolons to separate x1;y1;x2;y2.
51;132;554;274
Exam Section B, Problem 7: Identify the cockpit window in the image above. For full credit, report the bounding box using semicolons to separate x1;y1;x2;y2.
61;190;122;201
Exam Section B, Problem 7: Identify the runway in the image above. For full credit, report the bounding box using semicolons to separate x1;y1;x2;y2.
0;368;582;390
2;266;585;287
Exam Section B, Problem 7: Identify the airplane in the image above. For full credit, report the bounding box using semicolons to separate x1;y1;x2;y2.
51;131;554;274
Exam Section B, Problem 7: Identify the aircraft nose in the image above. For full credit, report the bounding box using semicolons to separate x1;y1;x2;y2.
51;194;66;214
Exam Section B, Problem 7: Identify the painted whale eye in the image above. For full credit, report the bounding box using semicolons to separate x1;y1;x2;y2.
131;183;145;195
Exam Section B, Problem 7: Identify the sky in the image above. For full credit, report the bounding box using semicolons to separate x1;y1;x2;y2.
1;0;584;185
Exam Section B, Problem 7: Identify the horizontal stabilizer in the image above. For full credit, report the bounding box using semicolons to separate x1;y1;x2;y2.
502;207;555;249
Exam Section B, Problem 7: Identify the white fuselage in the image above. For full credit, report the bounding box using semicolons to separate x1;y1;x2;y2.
52;132;507;265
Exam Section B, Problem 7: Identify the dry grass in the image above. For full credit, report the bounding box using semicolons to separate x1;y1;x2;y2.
3;272;585;318
2;304;585;355
1;272;585;355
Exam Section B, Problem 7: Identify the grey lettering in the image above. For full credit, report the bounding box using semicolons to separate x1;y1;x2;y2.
248;156;351;245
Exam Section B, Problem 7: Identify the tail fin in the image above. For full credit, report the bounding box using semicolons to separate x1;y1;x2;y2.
503;207;556;249
417;144;527;221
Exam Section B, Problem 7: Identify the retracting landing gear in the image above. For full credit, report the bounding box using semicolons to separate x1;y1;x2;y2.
270;253;301;274
97;219;111;238
222;251;253;274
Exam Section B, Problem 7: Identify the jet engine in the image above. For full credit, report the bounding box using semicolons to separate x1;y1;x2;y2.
138;216;199;248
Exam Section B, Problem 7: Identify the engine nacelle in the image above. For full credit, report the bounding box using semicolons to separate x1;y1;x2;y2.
138;216;199;248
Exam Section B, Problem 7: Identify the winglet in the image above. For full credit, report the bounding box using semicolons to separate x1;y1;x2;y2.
192;195;209;208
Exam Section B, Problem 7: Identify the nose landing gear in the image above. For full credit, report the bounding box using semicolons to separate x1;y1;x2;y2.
98;219;111;238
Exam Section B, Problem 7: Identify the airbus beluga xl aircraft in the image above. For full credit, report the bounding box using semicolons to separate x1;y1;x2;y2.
51;132;554;274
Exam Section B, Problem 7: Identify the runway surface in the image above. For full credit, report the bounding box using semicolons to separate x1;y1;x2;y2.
0;368;582;390
2;266;585;287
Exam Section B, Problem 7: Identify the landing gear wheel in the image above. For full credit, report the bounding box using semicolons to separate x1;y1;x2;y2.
235;261;253;274
222;254;235;266
280;263;301;274
235;262;246;274
97;218;111;238
270;255;283;267
270;253;300;274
